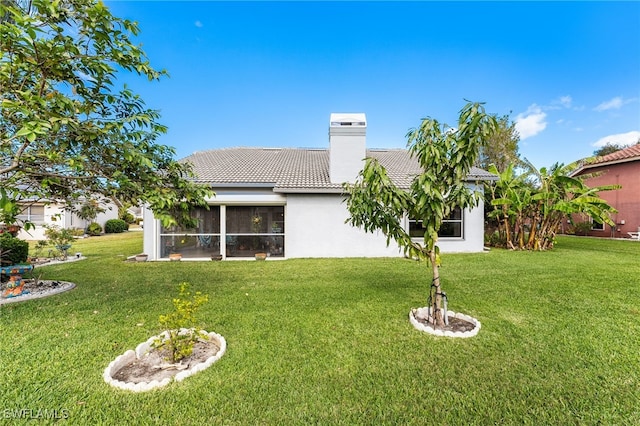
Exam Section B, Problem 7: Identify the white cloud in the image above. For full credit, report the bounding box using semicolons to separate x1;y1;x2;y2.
195;20;203;28
593;96;636;112
75;70;96;82
547;95;573;110
558;95;572;108
592;130;640;147
515;105;547;140
549;95;572;110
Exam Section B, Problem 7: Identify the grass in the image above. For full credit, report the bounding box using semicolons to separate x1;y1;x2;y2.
1;232;639;425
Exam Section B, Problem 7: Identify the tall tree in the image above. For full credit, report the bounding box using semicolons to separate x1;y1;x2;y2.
344;102;497;327
593;143;625;157
0;0;211;229
477;114;520;173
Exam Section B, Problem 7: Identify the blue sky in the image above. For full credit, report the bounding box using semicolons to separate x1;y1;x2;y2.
105;1;640;169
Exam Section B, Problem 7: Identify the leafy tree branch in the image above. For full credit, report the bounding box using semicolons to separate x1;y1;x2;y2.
1;0;212;228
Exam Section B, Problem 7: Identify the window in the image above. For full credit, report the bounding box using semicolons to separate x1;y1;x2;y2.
409;207;463;239
160;206;221;259
591;220;604;231
17;205;45;224
226;206;284;258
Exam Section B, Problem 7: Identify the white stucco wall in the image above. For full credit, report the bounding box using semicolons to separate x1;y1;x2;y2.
143;187;487;260
16;204;66;240
286;193;486;258
329;113;367;184
285;193;403;258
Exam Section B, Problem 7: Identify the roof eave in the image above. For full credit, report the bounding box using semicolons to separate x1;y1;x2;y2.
572;156;639;175
466;175;499;182
195;182;276;188
274;187;344;194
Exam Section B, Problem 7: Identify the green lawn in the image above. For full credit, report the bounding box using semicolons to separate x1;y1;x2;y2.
1;232;639;425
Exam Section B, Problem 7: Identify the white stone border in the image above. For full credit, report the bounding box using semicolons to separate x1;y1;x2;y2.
104;329;227;392
0;281;76;305
409;307;481;338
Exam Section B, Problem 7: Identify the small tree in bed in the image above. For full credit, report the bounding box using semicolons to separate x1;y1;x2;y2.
344;102;497;327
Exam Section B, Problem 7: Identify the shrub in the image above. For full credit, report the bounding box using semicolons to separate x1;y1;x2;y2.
118;206;137;224
33;240;48;259
484;230;506;248
44;225;75;259
69;227;85;237
121;211;135;224
573;221;593;236
0;233;29;265
77;200;105;223
153;283;209;363
104;219;128;234
86;222;102;236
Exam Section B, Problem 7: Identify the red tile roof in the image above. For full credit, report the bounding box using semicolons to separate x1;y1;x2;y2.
592;144;640;165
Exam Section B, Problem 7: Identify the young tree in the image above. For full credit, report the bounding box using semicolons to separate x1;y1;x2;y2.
1;0;211;229
344;102;497;327
77;199;106;223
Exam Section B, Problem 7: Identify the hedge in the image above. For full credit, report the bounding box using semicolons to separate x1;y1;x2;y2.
0;233;29;265
104;219;129;234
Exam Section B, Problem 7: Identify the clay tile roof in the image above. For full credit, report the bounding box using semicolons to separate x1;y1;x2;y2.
572;144;640;176
182;147;496;192
592;144;640;165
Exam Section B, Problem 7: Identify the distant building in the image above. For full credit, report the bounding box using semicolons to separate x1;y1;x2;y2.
571;144;640;238
10;200;118;240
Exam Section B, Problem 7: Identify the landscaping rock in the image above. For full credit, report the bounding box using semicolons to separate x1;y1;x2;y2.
410;307;481;338
104;330;226;392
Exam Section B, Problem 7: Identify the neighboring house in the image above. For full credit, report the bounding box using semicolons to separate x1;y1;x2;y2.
12;200;118;241
570;144;640;238
142;113;497;260
127;205;144;222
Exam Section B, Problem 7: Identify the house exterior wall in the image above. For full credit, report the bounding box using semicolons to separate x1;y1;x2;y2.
285;194;403;258
574;160;640;238
143;186;487;260
286;193;486;257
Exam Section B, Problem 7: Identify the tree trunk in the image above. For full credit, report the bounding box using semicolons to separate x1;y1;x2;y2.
502;206;512;247
527;215;538;250
515;214;525;249
428;250;445;327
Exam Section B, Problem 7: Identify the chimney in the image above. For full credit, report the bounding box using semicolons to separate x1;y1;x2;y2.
329;113;367;184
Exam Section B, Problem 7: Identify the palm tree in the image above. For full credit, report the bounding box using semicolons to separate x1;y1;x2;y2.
76;200;105;229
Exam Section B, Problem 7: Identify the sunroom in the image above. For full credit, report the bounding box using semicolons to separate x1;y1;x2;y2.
157;205;285;260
